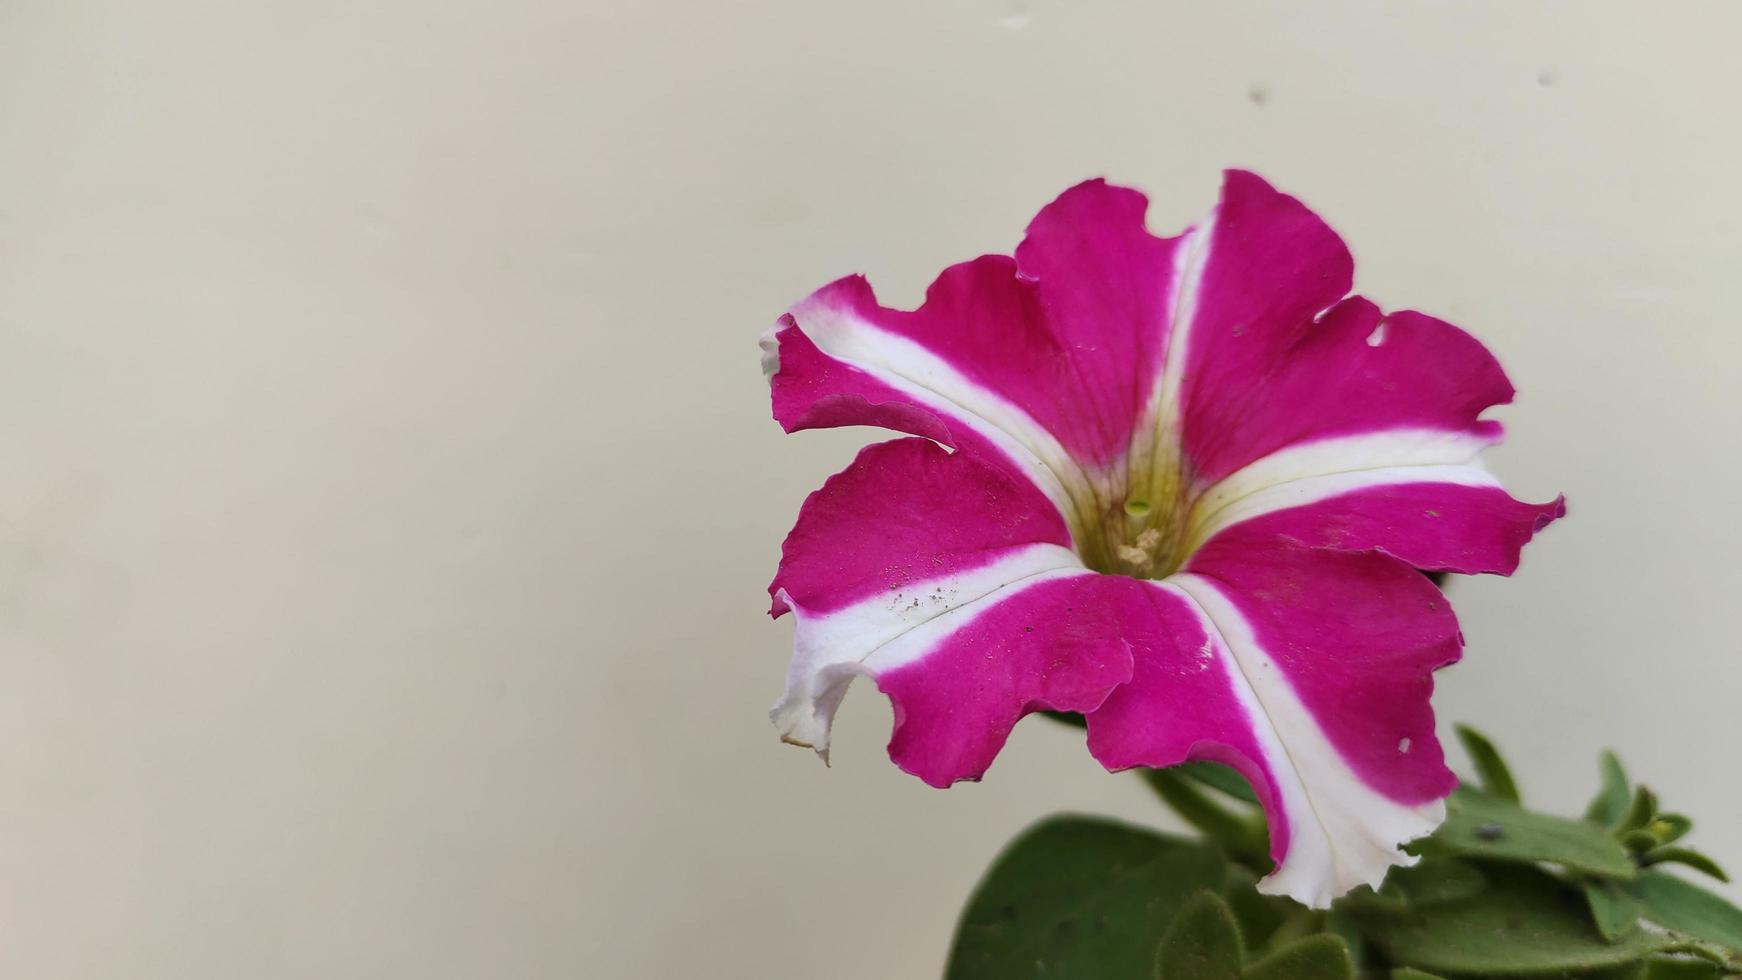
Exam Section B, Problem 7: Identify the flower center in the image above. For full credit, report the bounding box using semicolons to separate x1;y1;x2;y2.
1074;451;1199;580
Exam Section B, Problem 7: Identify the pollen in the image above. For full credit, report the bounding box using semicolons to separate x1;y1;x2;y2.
1114;526;1167;574
1115;544;1153;570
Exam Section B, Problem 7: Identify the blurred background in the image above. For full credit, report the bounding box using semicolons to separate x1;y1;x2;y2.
2;1;1738;977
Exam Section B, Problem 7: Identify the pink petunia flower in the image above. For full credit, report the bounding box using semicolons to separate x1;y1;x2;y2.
761;171;1563;907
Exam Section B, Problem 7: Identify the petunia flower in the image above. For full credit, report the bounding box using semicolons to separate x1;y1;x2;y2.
760;171;1563;907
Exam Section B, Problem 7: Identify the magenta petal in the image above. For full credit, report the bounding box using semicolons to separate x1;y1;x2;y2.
770;438;1068;617
768;438;1100;764
877;575;1140;787
1008;179;1185;463
768;182;1188;469
1082;584;1297;857
1187;541;1464;807
762;285;1088;528
1202;481;1566;576
1177;170;1355;482
1087;549;1462;907
763;310;958;449
1167;173;1521;488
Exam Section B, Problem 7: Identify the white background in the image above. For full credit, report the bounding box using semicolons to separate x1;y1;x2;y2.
2;2;1738;977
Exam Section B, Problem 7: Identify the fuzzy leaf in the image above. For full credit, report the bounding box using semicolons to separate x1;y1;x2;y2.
1384;857;1488;907
1624;870;1742;953
1355;864;1672;974
946;816;1228;980
1455;723;1522;803
1587;751;1632;827
1642;959;1724;978
1413;788;1638;880
1243;934;1351;980
1584;879;1644;942
1154;891;1243;980
1222;866;1295;952
1324;910;1369;970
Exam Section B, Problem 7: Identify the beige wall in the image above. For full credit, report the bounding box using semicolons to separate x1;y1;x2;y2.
2;2;1739;977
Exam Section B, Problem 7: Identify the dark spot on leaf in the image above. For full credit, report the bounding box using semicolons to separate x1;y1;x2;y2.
1476;822;1505;841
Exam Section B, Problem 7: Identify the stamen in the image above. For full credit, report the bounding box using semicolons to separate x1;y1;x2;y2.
1115;544;1153;571
1115;526;1166;574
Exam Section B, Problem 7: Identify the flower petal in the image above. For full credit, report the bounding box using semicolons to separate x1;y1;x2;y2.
1192;476;1565;576
873;573;1142;787
769;438;1128;779
1161;172;1513;486
769;437;1069;617
764;181;1194;550
762;283;1086;529
1087;547;1459;908
1010;179;1185;464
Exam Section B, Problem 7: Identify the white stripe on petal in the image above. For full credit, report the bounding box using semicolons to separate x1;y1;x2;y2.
791;297;1100;534
1186;428;1501;551
1164;575;1443;908
1124;217;1216;511
769;544;1085;760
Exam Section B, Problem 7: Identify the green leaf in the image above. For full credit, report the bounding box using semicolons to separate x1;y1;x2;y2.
1221;865;1295;952
1584;879;1644;942
1154;891;1243;980
1324;910;1369;971
1140;768;1269;867
1339;858;1488;917
1257;904;1323;952
1039;710;1086;729
1243;934;1351;980
945;815;1228;980
1618;787;1660;836
1177;761;1261;805
1623;870;1742;953
1642;958;1725;979
1626;829;1666;853
1390;970;1449;980
1456;723;1522;803
1354;864;1674;974
1383;856;1488;907
1587;751;1633;827
1644;848;1731;883
1412;788;1638;880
